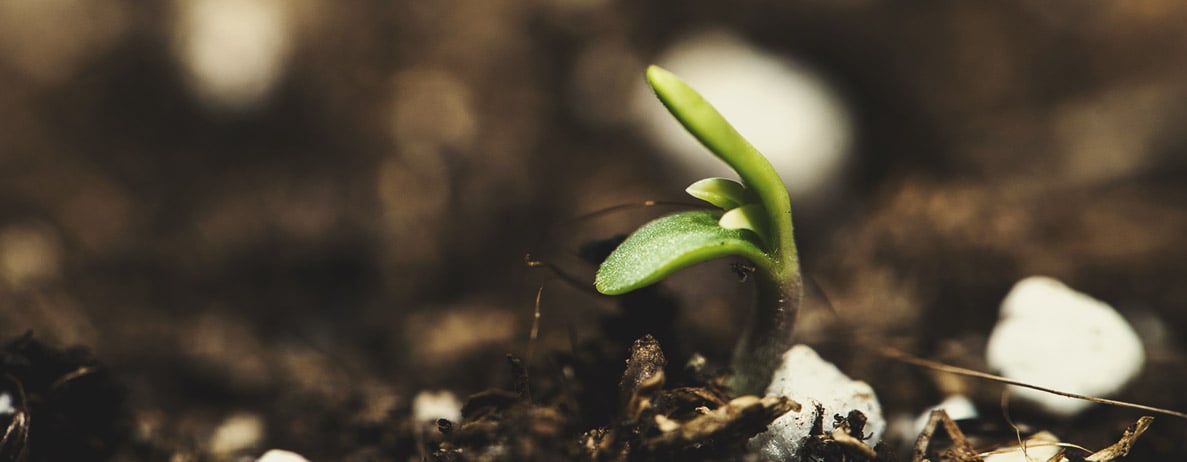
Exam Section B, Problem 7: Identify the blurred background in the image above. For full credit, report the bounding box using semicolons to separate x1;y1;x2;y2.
2;0;1187;459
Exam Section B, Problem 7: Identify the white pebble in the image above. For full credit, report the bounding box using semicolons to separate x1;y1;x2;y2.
256;449;310;462
173;0;293;112
750;345;884;461
412;390;462;423
0;392;13;415
982;431;1062;462
986;277;1145;418
208;413;264;455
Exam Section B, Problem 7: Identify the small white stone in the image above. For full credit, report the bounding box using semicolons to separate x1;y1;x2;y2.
986;276;1145;418
750;345;884;461
208;413;264;455
256;449;310;462
173;0;293;112
0;392;13;415
412;390;463;423
982;431;1062;462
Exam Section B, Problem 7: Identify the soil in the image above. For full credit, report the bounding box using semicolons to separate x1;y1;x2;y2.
2;2;1187;461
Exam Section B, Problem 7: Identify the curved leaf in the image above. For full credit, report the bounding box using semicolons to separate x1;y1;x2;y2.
718;203;770;245
595;210;771;295
686;177;757;210
645;65;797;275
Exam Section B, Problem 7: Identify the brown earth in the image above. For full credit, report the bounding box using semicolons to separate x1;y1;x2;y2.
1;1;1186;460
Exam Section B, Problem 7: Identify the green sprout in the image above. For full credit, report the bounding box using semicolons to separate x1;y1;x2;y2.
595;66;803;396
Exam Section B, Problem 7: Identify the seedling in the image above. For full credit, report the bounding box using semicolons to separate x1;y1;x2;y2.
595;66;803;396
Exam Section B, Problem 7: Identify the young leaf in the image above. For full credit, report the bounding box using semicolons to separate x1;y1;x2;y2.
686;177;758;210
595;210;771;295
646;65;796;273
718;203;770;245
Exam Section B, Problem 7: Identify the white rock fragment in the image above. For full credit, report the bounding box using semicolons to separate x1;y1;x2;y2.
256;449;310;462
173;0;294;112
750;345;884;461
986;276;1145;418
0;392;13;415
209;413;264;455
982;431;1062;462
412;390;463;423
635;29;853;201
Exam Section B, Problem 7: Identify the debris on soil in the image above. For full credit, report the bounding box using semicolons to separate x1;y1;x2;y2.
912;410;1156;462
619;335;668;425
1084;416;1153;462
913;395;978;436
642;394;799;453
0;332;127;462
417;334;802;460
798;408;894;462
912;409;981;462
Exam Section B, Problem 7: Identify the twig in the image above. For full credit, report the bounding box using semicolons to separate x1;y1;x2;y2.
871;342;1187;420
523;286;544;401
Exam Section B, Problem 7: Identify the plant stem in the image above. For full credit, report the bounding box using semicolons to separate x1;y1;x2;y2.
644;66;806;395
728;261;803;396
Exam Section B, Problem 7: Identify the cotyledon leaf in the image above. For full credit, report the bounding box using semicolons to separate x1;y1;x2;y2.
685;177;758;210
595;210;772;295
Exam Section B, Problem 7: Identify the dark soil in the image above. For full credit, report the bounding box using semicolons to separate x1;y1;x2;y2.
2;1;1187;461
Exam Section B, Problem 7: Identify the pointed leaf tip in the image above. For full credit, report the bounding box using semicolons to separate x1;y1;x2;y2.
686;177;757;210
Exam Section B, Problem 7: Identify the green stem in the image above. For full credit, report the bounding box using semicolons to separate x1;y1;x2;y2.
645;65;805;395
728;262;803;396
